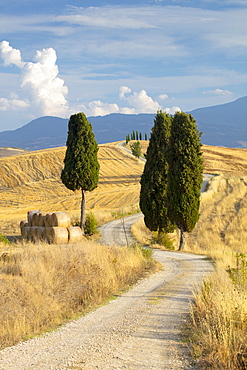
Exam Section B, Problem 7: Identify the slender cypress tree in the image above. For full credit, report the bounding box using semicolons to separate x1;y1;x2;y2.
140;111;176;234
61;112;100;232
168;112;203;250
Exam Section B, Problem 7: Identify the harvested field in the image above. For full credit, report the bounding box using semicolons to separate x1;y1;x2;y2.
0;143;144;236
139;141;247;176
1;141;247;237
0;147;28;157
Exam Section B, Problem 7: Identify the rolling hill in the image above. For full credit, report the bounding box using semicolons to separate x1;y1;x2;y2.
0;96;246;150
1;141;247;237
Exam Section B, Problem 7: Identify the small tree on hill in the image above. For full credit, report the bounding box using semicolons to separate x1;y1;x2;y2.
140;111;176;235
61;112;100;233
168;112;203;250
130;141;142;158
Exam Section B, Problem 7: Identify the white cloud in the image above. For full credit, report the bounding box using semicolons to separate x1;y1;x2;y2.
119;86;161;113
20;47;69;117
119;86;131;99
158;93;169;100
0;40;25;68
88;100;119;116
0;42;69;118
164;106;181;114
203;88;233;95
0;97;29;111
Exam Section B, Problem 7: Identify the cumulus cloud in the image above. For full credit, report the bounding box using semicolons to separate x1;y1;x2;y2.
119;86;131;99
88;100;120;116
164;106;181;114
20;47;69;116
158;93;169;100
0;41;69;117
119;86;161;113
0;97;29;111
203;88;233;96
0;40;25;68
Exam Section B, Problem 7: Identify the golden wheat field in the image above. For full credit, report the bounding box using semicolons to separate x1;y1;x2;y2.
1;141;247;236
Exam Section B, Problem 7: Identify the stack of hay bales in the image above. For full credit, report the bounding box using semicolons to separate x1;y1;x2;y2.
20;210;83;244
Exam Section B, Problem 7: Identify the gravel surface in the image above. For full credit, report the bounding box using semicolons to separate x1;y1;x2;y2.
0;214;213;370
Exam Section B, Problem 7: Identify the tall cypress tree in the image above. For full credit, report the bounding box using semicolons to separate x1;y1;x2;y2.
168;112;203;250
140;111;175;235
61;112;100;232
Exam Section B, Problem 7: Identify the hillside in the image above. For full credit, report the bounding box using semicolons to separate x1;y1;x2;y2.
0;143;145;235
0;96;246;149
1;142;247;237
0;147;28;157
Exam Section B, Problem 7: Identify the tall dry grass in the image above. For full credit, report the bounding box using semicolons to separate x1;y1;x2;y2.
0;239;157;349
185;175;247;369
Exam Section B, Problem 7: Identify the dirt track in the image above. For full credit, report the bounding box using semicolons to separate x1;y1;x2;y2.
0;214;212;369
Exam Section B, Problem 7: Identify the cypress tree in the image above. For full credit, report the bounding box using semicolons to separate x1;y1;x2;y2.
61;112;100;233
139;132;142;140
168;112;203;250
145;133;148;141
140;111;175;235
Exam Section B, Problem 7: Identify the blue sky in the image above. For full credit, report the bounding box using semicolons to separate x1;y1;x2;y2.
0;0;246;131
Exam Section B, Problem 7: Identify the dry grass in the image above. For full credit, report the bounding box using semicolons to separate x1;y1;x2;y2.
0;239;157;349
184;176;247;369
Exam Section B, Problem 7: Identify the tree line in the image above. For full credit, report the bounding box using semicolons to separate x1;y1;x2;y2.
126;131;149;144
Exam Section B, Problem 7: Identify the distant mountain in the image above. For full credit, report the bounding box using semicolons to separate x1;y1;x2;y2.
190;96;247;148
0;96;246;150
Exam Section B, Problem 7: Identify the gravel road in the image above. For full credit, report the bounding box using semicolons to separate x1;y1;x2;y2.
0;213;213;370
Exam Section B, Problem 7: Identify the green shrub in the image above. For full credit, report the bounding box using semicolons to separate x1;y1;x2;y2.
0;233;11;245
150;232;174;250
84;212;98;235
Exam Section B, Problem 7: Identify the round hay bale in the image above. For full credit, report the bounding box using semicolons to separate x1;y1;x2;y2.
27;227;38;242
21;226;30;239
44;213;53;227
34;227;45;242
31;213;40;227
20;220;28;229
45;227;69;244
38;213;46;227
27;210;40;226
51;212;70;228
43;227;52;243
67;226;83;243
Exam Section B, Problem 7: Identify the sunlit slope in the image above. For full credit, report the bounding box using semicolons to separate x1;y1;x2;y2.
139;141;247;175
0;143;144;225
